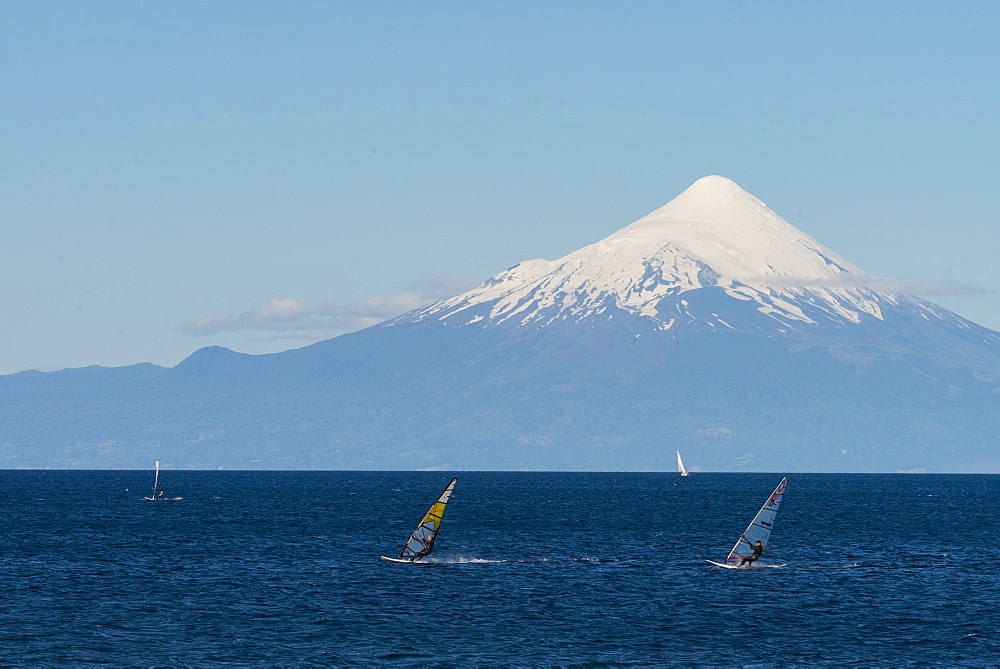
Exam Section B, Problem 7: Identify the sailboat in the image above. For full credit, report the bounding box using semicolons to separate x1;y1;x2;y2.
707;477;788;569
677;450;689;476
143;460;165;501
381;478;457;563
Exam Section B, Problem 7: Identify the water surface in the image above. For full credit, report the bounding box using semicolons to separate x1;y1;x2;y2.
1;471;997;664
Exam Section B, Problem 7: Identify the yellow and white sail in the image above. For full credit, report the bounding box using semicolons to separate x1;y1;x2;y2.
384;478;457;562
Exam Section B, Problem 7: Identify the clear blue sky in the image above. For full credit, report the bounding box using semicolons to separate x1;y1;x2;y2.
2;1;998;374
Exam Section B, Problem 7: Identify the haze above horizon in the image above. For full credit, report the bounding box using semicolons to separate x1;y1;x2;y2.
2;1;998;375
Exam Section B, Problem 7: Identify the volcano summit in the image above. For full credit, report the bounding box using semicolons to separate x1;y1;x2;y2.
403;176;998;374
2;177;998;471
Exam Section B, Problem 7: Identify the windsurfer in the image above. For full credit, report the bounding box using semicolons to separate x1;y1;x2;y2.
411;534;435;560
740;539;763;567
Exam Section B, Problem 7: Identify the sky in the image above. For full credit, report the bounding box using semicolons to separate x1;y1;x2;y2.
2;1;998;375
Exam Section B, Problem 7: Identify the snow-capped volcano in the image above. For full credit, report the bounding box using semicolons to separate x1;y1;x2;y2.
404;176;921;334
2;176;998;472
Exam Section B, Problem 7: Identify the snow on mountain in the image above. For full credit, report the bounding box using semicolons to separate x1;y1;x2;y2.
402;176;974;338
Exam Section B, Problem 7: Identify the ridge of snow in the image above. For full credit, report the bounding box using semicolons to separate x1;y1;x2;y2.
402;176;956;333
606;175;862;284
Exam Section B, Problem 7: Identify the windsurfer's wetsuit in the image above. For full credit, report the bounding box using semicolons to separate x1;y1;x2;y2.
740;541;763;566
411;535;435;561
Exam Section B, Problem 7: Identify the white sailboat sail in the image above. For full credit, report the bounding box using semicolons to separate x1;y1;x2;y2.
714;477;788;568
143;460;164;500
677;450;689;476
382;478;457;563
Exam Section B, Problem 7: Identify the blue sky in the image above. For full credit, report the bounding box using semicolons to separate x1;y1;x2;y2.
2;1;998;374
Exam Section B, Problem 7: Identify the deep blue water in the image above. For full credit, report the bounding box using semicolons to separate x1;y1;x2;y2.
1;471;999;665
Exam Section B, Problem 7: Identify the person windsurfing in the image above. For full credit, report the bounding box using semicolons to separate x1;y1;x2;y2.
411;534;435;561
740;539;763;567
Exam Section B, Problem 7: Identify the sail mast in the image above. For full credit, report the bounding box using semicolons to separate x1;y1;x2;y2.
397;478;457;561
151;460;160;497
724;477;788;565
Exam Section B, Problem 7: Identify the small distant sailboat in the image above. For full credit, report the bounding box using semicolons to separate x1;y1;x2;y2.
677;450;689;476
143;460;165;501
707;477;788;569
381;478;457;564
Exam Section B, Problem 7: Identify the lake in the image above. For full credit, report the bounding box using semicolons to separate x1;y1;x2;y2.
1;471;997;664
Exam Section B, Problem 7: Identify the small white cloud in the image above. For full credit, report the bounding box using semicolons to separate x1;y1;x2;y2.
180;276;478;339
255;297;307;320
746;273;992;297
902;281;993;297
850;276;993;297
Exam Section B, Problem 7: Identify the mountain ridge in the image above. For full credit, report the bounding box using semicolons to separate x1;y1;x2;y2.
406;175;913;332
400;176;999;376
1;176;997;471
